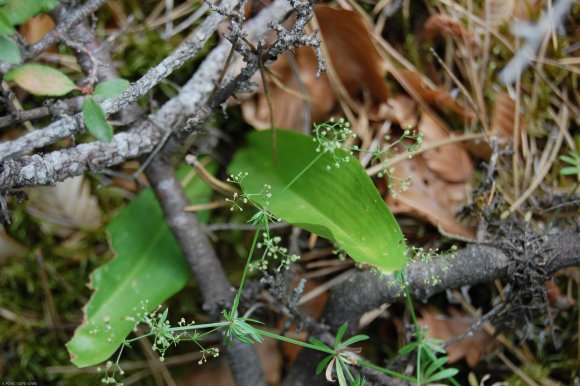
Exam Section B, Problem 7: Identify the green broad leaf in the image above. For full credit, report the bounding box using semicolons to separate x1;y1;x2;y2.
3;0;58;25
93;78;130;100
0;36;20;63
228;129;406;273
0;9;15;36
5;64;76;95
83;98;113;143
66;165;215;367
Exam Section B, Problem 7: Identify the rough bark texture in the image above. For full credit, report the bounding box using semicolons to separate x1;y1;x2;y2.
146;157;267;386
0;0;293;191
280;231;580;386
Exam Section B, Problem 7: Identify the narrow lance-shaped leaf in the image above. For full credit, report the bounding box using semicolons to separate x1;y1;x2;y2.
5;64;76;96
228;129;406;273
83;97;113;143
66;165;216;367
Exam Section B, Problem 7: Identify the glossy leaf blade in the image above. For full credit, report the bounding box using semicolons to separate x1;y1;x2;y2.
228;129;406;272
93;78;130;100
5;63;75;95
83;98;113;142
66;165;215;367
0;36;20;64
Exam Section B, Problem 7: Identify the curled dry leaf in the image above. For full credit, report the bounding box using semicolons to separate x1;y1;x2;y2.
419;112;473;183
27;176;102;237
398;69;476;120
387;155;474;239
419;307;495;367
387;95;418;129
242;4;388;130
423;13;476;48
385;110;474;238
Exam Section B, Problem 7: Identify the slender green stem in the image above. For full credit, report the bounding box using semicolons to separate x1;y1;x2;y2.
168;321;230;332
357;359;416;382
256;329;335;355
231;229;262;314
417;346;422;385
271;152;324;205
449;376;462;386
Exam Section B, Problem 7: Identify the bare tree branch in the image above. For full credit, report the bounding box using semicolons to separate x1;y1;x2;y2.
0;0;238;162
146;157;267;386
280;231;580;385
0;0;107;74
0;0;295;191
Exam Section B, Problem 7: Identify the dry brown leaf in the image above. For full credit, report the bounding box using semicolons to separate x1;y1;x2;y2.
398;69;476;120
20;14;55;45
27;176;102;237
544;279;576;309
491;91;520;140
419;112;473;182
388;95;418;129
423;13;476;47
419;307;494;367
314;5;388;103
242;5;388;130
387;156;474;238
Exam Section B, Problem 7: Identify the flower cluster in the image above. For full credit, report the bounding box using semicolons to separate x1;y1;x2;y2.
253;234;300;272
313;118;356;170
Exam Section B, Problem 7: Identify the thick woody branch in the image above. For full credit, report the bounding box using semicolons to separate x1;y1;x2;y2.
0;0;107;74
146;157;266;386
0;0;295;191
280;231;580;386
0;0;235;162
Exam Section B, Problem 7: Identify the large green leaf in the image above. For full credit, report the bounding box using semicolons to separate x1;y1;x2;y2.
66;165;215;367
228;129;406;272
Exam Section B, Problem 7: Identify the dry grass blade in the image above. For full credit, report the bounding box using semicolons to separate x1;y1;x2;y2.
485;0;515;26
